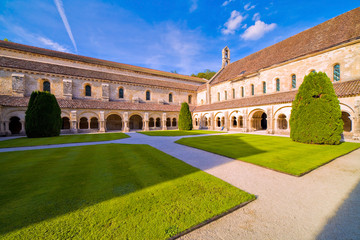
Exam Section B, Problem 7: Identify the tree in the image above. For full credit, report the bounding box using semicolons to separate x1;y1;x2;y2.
4;38;9;41
289;71;343;145
191;69;216;80
25;91;62;138
178;102;193;130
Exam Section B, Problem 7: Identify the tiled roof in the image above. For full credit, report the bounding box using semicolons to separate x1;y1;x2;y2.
194;79;360;112
0;95;186;112
211;7;360;85
0;41;206;84
0;57;198;91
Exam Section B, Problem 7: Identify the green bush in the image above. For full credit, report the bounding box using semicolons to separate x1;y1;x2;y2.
178;102;193;130
25;91;62;138
290;72;343;145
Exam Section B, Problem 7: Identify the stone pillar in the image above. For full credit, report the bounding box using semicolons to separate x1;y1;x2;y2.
353;100;360;140
4;121;10;135
20;120;26;135
102;83;109;101
267;107;274;134
99;111;105;132
63;79;73;99
144;112;149;131
12;73;25;97
244;113;249;132
162;113;167;131
70;111;78;133
206;83;211;105
224;111;229;131
210;112;215;130
123;112;129;132
0;121;4;136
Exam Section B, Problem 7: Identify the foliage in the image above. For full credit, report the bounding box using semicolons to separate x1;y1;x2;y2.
140;130;224;136
25;91;62;138
0;144;254;239
170;70;178;74
176;134;360;176
178;102;193;130
289;72;343;145
3;38;9;41
191;69;216;80
0;132;129;148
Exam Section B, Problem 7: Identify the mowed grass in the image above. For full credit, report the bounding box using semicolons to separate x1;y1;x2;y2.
139;130;224;136
0;132;129;148
0;144;254;239
175;134;360;176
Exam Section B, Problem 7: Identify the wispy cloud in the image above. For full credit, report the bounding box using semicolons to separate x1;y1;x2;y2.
37;36;70;52
244;3;255;11
189;0;198;13
222;0;234;7
252;12;260;21
221;10;245;35
241;20;276;40
54;0;77;52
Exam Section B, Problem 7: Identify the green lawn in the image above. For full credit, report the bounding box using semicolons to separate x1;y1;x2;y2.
175;134;360;176
0;144;254;239
139;130;224;136
0;132;129;148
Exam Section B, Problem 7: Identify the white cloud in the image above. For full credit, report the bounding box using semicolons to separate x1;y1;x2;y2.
241;20;277;40
242;24;247;29
189;0;198;13
37;36;70;52
221;10;245;35
244;3;255;11
252;12;260;21
222;0;234;7
54;0;77;52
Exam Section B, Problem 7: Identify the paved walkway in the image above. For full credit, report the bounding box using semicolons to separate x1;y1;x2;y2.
1;132;359;239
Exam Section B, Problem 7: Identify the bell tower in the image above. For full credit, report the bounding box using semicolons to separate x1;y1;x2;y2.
222;46;230;68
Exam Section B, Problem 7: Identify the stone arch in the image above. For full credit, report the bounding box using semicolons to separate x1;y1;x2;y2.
130;114;143;130
79;117;88;129
155;117;161;128
106;114;122;130
172;118;177;127
231;115;237;128
277;114;288;130
341;111;352;132
9;116;22;134
166;118;171;127
61;117;70;129
251;110;267;130
214;112;224;128
238;115;244;128
90;117;99;129
149;117;155;128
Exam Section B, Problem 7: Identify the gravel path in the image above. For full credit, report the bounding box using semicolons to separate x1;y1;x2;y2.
1;132;359;239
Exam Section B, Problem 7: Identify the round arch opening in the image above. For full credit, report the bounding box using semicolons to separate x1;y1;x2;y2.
341;112;352;132
106;114;122;131
252;111;267;130
130;115;143;130
9;116;21;134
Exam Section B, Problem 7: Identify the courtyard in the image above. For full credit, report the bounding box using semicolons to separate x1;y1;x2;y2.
0;131;359;239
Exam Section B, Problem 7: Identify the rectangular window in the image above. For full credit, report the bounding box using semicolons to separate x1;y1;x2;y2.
292;75;296;88
232;88;235;99
334;64;340;81
276;79;280;92
251;85;254;96
263;82;266;94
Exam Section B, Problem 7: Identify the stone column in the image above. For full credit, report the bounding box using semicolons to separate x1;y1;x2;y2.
210;112;215;130
162;113;167;130
20;120;26;135
224;111;229;131
0;121;4;136
99;111;105;132
267;108;274;134
144;112;149;131
4;121;11;135
123;112;129;132
353;100;360;140
70;111;78;133
244;113;249;132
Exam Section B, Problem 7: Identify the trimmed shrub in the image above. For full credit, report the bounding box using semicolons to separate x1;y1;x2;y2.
290;72;343;145
178;102;193;130
25;91;62;138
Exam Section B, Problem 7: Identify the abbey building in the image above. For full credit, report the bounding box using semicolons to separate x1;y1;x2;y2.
1;7;360;139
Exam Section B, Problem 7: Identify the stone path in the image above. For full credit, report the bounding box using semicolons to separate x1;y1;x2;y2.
1;132;359;239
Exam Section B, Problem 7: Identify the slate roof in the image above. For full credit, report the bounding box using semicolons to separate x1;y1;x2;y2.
194;79;360;112
211;7;360;86
0;57;198;91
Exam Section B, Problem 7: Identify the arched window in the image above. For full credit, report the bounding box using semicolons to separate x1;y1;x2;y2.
263;81;266;94
169;93;173;102
239;116;243;128
166;118;171;127
291;74;296;88
276;79;280;92
251;84;254;96
188;95;192;104
61;117;70;129
119;88;124;98
85;85;91;96
146;90;151;101
156;118;161;127
241;87;244;97
277;114;287;130
149;118;155;127
218;92;220;101
195;118;198;126
43;81;50;92
232;88;235;99
90;117;99;129
204;117;208;127
224;91;227;100
79;117;88;129
172;118;177;127
232;116;237;127
334;64;340;82
217;117;221;127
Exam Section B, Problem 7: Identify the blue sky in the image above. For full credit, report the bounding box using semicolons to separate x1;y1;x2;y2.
0;0;358;75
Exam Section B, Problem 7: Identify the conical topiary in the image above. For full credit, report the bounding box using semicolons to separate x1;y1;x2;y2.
25;91;62;138
289;71;343;144
178;102;193;130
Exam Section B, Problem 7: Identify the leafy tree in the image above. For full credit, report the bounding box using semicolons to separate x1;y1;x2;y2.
4;38;9;41
191;69;216;80
25;91;62;138
290;72;343;145
170;70;178;74
178;102;193;130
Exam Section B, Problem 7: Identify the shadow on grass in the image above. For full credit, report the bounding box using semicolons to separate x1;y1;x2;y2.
316;180;360;240
0;144;201;235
